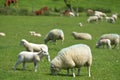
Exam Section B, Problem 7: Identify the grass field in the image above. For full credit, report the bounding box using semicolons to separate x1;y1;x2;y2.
0;15;120;80
0;0;120;80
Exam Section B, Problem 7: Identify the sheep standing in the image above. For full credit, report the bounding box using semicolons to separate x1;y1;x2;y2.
44;29;64;45
105;16;115;23
97;34;120;49
87;15;100;23
72;32;92;40
96;39;111;49
50;44;92;77
20;39;50;61
112;13;118;21
14;49;49;72
94;11;107;17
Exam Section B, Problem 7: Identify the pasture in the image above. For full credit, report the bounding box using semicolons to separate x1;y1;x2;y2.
0;15;120;80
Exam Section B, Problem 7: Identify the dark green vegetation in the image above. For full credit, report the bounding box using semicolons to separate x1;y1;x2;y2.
0;0;120;80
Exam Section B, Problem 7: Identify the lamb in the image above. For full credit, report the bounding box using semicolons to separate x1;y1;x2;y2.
69;12;75;17
44;29;64;45
20;39;50;61
0;32;6;36
112;13;118;21
105;16;115;23
97;33;120;49
50;44;92;77
14;49;49;72
72;32;92;40
96;39;111;49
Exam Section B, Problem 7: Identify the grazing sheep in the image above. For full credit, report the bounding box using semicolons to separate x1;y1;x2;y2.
50;44;92;77
112;13;118;21
97;34;120;49
96;39;111;49
44;29;64;45
105;16;115;23
72;32;92;40
14;49;49;72
87;15;99;23
20;39;50;61
86;9;94;16
94;11;107;17
0;32;6;36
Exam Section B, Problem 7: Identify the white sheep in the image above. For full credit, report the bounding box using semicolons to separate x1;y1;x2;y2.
50;44;92;77
97;34;120;49
87;15;99;23
0;32;6;36
20;39;50;61
78;22;83;27
94;11;107;17
72;32;92;40
14;49;49;72
44;29;64;45
105;16;115;23
30;31;42;37
112;13;118;21
96;38;111;49
69;12;75;17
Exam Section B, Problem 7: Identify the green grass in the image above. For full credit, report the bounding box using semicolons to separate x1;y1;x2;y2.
0;15;120;80
0;0;120;80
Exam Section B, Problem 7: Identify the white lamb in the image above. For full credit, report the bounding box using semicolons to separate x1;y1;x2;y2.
97;33;120;49
96;39;111;49
50;44;92;77
69;12;75;17
72;32;92;40
0;32;6;36
20;39;50;61
112;13;118;21
14;49;49;72
44;29;64;45
105;16;115;23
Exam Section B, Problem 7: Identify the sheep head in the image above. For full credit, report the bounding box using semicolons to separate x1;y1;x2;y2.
50;63;60;75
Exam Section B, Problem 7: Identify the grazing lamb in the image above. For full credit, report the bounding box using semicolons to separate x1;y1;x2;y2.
44;29;64;45
0;32;6;36
20;39;50;61
105;16;115;23
14;49;49;72
97;34;120;49
50;44;92;77
112;13;118;21
96;39;111;49
72;32;92;40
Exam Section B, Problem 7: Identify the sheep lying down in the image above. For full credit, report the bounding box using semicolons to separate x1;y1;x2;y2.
50;44;92;77
14;49;50;72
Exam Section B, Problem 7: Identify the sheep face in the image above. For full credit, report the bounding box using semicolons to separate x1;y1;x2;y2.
50;64;60;75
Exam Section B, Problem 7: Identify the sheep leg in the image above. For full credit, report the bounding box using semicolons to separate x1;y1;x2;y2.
71;68;75;77
34;62;38;72
87;66;91;77
47;55;51;62
22;62;26;70
78;68;80;75
14;59;22;70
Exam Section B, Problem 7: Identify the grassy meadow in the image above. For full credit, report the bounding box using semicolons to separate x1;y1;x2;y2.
0;0;120;80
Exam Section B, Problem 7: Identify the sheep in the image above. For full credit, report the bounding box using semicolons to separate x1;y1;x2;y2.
87;15;99;23
94;11;107;17
78;22;83;27
50;44;92;77
0;32;6;36
69;12;75;17
44;29;64;45
105;16;115;23
97;34;120;49
14;49;49;72
86;9;94;16
71;32;92;40
29;31;42;37
20;39;50;61
96;39;111;49
112;13;118;21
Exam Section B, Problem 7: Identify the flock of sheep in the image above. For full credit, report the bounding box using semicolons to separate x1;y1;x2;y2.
0;27;120;77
